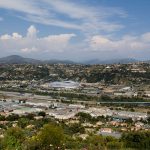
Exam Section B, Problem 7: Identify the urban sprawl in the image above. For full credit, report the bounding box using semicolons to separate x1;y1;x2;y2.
0;62;150;149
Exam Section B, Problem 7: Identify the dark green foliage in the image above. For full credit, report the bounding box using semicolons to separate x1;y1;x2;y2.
69;123;85;134
1;127;25;150
76;112;93;123
38;111;46;117
25;124;65;150
84;135;105;150
0;115;5;121
6;114;19;121
0;113;149;150
25;113;35;120
17;118;30;128
121;131;150;149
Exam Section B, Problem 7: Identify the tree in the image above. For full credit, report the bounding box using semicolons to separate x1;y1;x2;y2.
18;118;30;128
25;113;35;120
84;135;105;150
121;131;150;149
69;123;85;134
38;111;46;117
2;127;25;150
107;141;123;150
0;115;5;121
65;136;83;149
27;124;65;150
105;136;123;150
6;114;19;121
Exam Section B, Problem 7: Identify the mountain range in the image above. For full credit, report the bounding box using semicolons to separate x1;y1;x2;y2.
0;55;75;64
0;55;148;65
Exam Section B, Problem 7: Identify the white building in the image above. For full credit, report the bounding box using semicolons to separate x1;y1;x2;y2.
49;81;80;89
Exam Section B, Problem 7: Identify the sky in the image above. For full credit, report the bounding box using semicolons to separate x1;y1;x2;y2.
0;0;150;61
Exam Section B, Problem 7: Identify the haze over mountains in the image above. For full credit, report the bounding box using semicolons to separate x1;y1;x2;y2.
0;55;148;65
83;58;138;65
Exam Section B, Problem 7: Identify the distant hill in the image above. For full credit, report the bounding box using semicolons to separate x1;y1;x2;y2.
84;58;138;65
0;55;75;64
0;55;41;64
0;55;147;65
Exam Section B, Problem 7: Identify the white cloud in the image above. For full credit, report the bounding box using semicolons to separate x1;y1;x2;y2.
47;0;126;32
26;25;37;38
90;33;150;52
12;33;22;39
141;32;150;42
0;25;150;60
0;0;126;33
0;34;11;40
40;0;126;33
45;0;126;19
0;0;47;16
0;25;76;53
0;32;22;40
44;0;96;20
21;47;38;53
23;15;81;30
0;1;149;60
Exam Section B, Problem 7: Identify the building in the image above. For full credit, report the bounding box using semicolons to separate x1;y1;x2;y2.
49;80;80;89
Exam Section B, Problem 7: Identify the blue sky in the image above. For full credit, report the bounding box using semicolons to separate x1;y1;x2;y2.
0;0;150;61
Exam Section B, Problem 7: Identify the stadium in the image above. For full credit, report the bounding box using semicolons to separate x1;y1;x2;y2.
49;81;80;89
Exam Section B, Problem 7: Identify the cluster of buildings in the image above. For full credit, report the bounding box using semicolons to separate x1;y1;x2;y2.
0;63;150;138
0;91;149;138
0;96;148;121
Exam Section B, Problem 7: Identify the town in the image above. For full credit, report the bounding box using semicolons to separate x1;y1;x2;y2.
0;62;150;149
1;0;150;149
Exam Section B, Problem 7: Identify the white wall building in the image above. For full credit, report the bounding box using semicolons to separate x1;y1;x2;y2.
49;81;80;89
